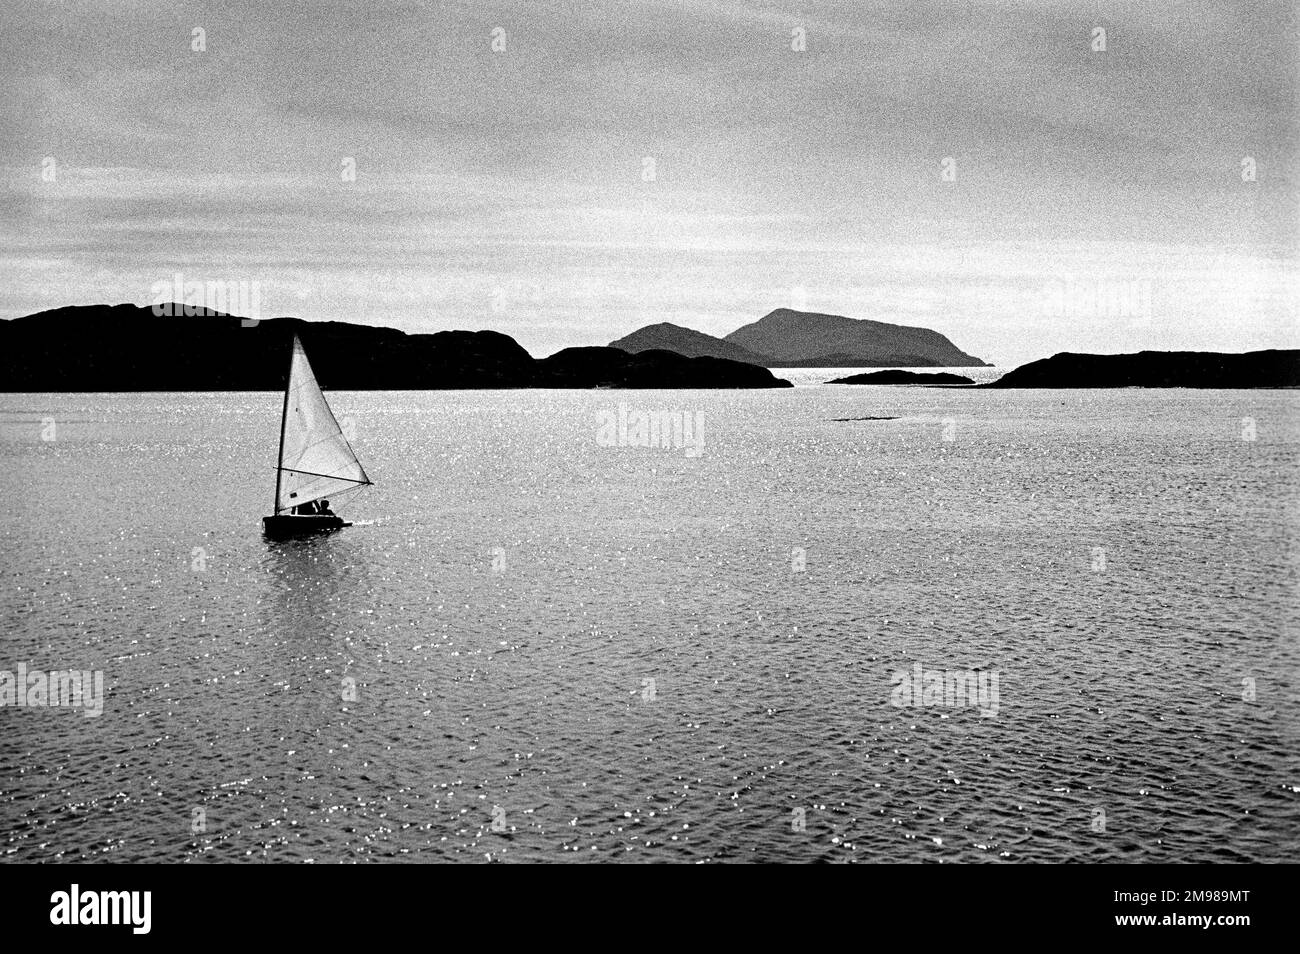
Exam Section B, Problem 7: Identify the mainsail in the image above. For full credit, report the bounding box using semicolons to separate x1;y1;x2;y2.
274;336;370;513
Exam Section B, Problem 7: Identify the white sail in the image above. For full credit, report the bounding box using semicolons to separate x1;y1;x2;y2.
275;336;370;513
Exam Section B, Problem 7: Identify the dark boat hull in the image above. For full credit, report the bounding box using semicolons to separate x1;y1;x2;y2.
262;514;350;538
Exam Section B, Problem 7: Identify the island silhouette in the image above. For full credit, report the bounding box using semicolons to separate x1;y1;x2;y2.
609;308;990;367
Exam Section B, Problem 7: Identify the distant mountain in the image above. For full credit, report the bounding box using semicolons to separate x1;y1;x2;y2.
828;370;974;385
724;308;989;367
608;322;768;364
0;304;792;390
983;350;1300;388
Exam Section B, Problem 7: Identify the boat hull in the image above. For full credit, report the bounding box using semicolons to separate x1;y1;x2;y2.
262;514;350;538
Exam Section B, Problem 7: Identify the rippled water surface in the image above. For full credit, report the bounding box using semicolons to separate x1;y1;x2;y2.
2;384;1297;862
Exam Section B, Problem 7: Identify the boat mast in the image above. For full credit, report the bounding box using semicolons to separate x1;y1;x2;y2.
272;337;293;514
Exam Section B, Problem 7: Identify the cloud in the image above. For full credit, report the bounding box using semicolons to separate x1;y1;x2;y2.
0;0;1295;363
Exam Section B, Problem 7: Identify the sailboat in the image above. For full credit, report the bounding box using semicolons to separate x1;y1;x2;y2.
262;335;373;538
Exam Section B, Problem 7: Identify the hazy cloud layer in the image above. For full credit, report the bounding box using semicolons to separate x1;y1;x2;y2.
3;0;1296;363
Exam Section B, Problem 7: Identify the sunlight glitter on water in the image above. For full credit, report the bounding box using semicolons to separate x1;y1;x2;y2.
1;387;1297;862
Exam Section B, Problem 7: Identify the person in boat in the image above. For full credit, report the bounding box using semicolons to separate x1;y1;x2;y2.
316;499;335;517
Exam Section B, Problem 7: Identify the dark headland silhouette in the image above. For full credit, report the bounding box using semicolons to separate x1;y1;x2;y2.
0;304;792;390
609;308;990;367
981;350;1300;389
829;370;976;385
4;304;1298;390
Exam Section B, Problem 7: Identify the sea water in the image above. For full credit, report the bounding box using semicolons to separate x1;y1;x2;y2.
1;384;1296;862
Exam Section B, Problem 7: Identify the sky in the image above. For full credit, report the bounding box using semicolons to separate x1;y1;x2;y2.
2;0;1296;366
